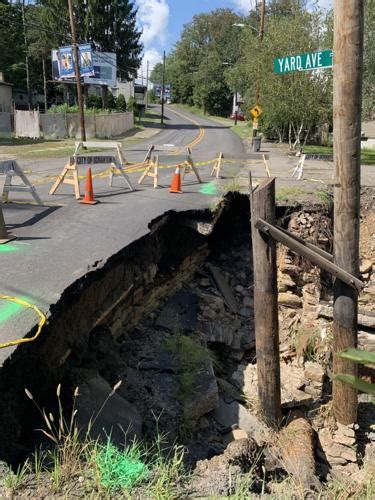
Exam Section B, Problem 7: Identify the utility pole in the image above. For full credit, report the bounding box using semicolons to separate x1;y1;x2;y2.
253;0;265;138
332;0;364;425
42;57;48;112
234;91;238;126
21;0;32;110
67;0;86;142
161;50;166;126
145;60;149;110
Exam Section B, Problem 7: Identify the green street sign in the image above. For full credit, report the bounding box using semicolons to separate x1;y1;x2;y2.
274;49;333;74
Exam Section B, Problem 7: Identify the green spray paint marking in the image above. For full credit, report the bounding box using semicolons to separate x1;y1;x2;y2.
0;296;28;323
0;243;20;254
200;182;217;195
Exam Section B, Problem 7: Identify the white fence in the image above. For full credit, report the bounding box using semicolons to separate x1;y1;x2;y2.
14;110;134;139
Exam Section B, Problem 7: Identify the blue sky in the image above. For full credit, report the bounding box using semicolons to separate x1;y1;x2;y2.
136;0;333;76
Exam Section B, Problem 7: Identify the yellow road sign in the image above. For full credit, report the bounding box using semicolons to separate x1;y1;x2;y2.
250;105;262;118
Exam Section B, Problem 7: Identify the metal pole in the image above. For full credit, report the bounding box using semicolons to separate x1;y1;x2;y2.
332;0;364;425
161;50;166;126
67;0;86;142
251;178;281;427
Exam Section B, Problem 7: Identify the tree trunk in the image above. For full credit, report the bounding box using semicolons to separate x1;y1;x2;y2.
288;122;292;149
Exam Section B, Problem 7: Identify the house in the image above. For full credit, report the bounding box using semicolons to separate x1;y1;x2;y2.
0;71;13;112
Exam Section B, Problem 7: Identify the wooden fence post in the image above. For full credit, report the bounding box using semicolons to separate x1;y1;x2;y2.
251;177;281;426
332;0;364;425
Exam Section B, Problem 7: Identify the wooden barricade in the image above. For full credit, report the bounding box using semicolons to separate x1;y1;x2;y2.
211;152;223;179
182;147;202;183
0;159;43;206
49;141;134;199
138;155;159;188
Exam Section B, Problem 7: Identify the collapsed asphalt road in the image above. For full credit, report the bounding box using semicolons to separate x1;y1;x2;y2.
0;105;245;364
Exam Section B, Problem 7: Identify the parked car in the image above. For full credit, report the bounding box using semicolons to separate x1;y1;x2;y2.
230;111;245;121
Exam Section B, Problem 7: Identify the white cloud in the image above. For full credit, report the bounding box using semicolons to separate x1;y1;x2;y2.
137;47;163;82
230;0;253;15
137;0;170;47
317;0;333;8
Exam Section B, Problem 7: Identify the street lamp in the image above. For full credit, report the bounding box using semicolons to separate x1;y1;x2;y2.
232;23;259;34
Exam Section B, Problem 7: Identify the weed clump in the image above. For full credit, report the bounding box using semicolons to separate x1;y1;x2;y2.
165;334;207;401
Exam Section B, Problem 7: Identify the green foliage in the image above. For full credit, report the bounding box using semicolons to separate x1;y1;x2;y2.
106;92;117;110
336;348;375;397
116;93;127;112
165;334;207;402
233;5;333;144
316;189;334;210
87;94;103;109
95;440;149;492
158;9;243;116
127;95;136;112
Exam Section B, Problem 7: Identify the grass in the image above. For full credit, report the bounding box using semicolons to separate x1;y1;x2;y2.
0;382;187;498
164;333;207;403
275;186;309;203
303;145;375;165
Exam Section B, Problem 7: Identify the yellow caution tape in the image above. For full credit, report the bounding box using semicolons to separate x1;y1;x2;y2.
0;295;46;349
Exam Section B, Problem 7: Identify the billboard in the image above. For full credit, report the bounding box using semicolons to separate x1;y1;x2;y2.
52;44;96;80
84;52;117;87
154;83;171;99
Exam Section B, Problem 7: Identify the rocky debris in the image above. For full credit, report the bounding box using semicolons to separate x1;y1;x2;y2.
213;395;270;446
278;417;318;490
224;437;258;468
187;438;260;497
76;375;142;446
231;361;324;410
303;361;325;397
206;263;239;314
278;292;302;308
319;303;375;330
317;424;358;471
183;358;219;421
155;291;199;332
360;259;372;274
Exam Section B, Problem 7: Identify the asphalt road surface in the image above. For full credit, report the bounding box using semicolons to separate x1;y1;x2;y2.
0;105;245;364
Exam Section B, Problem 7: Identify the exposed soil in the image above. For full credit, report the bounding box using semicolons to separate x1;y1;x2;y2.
0;190;374;498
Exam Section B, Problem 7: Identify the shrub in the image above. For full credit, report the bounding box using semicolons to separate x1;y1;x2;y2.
116;94;127;112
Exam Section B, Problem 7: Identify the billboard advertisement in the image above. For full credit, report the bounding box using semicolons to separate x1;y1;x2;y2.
52;44;95;80
58;46;75;78
78;44;94;76
154;84;171;99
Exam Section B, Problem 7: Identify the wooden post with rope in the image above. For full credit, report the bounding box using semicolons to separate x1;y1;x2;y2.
332;0;364;425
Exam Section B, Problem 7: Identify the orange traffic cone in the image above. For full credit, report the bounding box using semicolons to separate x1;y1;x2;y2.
80;167;99;205
169;164;183;194
0;205;15;244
